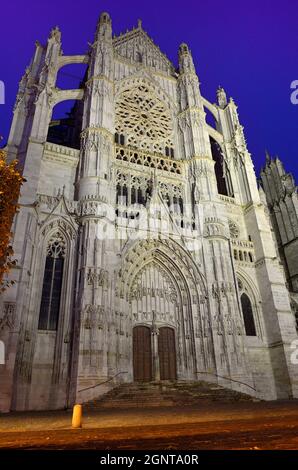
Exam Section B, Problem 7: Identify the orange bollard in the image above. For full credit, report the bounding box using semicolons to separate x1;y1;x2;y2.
72;404;82;428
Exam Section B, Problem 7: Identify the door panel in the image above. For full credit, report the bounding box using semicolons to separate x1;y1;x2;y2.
133;326;152;382
158;327;177;380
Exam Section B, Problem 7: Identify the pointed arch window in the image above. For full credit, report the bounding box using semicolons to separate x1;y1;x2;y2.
136;52;143;63
38;236;66;331
131;186;136;205
240;292;256;336
210;136;234;197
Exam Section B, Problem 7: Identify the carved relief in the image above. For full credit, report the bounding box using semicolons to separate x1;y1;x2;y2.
41;219;77;240
83;304;105;329
87;268;109;287
37;194;79;213
81;127;112;154
130;261;177;304
0;303;16;332
228;219;240;239
211;282;233;299
204;217;226;238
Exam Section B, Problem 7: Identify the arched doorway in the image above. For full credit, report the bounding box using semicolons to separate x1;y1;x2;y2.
119;239;209;382
133;326;152;381
158;327;177;380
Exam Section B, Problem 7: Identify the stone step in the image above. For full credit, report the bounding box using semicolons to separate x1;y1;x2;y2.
83;380;256;411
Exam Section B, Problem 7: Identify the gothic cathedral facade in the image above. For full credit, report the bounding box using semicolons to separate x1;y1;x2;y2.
0;13;297;411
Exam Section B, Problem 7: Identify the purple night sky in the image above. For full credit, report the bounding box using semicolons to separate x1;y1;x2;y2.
0;0;297;179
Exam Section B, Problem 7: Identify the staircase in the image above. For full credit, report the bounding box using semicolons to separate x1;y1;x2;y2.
84;381;257;411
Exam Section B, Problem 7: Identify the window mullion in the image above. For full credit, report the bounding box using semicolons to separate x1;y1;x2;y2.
47;256;57;330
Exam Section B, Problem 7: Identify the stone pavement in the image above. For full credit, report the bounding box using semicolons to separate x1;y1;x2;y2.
0;400;298;449
0;381;297;449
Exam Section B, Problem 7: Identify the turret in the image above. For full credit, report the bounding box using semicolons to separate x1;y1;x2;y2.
96;12;112;40
7;40;45;163
78;11;114;198
177;44;218;204
178;43;196;75
177;43;212;160
215;93;260;204
75;12;115;391
8;27;62;202
88;12;113;80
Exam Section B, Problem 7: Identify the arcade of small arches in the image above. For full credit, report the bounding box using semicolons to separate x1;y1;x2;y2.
115;170;184;213
234;249;254;264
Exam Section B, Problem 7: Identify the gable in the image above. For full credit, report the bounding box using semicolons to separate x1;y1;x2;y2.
113;28;175;76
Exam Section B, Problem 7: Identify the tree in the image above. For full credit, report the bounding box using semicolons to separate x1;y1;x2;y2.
0;149;25;291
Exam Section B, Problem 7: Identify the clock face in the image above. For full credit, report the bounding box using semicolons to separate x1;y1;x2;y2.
115;84;173;153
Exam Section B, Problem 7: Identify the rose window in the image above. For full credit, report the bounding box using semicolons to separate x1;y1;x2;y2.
115;85;173;154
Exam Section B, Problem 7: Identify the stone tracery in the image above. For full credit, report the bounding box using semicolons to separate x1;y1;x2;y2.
130;260;179;324
47;231;66;258
115;84;174;154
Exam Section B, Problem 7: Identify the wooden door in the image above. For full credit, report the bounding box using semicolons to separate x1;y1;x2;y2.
158;327;177;380
133;326;152;382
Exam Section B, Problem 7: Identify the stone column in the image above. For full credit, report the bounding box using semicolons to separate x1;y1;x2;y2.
151;326;160;382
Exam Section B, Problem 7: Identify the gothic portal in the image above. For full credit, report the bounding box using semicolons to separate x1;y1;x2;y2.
0;12;298;411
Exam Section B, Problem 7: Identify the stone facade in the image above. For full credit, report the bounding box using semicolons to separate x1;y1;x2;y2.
259;154;298;330
0;12;298;412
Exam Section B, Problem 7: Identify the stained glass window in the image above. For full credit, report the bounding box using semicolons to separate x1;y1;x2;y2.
38;236;65;331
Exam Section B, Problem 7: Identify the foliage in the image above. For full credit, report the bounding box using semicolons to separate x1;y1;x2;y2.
0;149;25;291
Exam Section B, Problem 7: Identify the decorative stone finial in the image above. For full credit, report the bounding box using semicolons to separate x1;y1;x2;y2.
217;86;227;109
49;26;61;42
265;150;271;163
179;43;189;54
100;12;111;23
178;43;196;74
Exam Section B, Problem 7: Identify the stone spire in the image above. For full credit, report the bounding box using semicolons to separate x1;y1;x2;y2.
177;42;212;160
89;12;113;79
265;149;272;163
95;12;112;41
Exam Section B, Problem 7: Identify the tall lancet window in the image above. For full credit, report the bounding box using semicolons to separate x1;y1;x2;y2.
240;293;256;336
38;235;66;331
